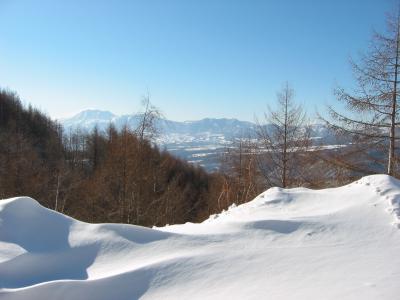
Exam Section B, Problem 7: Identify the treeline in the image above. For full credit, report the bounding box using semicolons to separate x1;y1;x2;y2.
0;90;228;226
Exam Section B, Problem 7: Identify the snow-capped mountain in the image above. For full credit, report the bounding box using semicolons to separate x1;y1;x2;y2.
60;109;117;131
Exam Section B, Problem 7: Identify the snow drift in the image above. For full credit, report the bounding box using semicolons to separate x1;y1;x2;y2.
1;175;400;300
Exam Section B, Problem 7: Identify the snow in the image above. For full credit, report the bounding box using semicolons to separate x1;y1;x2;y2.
1;175;400;299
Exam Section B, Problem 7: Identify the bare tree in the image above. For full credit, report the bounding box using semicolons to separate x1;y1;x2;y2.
220;136;262;204
256;83;310;188
322;9;400;176
135;93;162;143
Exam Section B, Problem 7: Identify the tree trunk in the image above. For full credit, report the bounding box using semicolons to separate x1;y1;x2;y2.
282;86;289;188
388;13;400;176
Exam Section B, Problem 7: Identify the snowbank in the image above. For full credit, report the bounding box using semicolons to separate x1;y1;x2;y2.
1;175;400;299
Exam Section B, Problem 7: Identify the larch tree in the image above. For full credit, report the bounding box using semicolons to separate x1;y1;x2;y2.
135;94;162;143
323;9;400;176
256;83;310;188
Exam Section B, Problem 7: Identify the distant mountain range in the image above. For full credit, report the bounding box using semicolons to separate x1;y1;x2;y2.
59;109;336;171
60;109;258;143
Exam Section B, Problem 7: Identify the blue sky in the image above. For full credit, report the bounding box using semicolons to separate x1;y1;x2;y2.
0;0;395;121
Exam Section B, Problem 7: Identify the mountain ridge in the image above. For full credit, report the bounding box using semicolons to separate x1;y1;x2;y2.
60;109;257;137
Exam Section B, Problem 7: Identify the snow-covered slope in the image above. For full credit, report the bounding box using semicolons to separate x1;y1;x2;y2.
1;175;400;300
